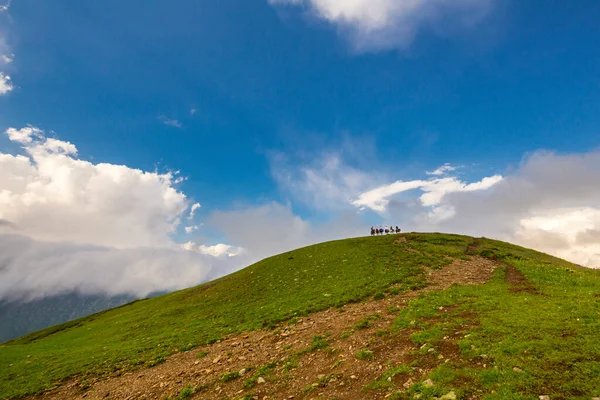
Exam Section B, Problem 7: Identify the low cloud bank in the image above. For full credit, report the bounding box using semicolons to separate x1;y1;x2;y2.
0;127;238;301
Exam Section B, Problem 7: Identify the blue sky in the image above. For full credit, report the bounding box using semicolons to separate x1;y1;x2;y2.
1;0;600;300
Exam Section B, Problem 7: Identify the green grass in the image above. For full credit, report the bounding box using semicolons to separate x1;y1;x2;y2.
388;238;600;400
364;364;412;391
355;348;375;361
1;233;599;399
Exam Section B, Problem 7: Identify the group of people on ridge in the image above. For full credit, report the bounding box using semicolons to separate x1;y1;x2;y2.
371;226;401;236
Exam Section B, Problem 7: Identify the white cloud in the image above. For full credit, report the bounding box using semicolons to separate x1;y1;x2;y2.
0;234;239;302
183;241;244;258
0;0;11;12
272;153;381;210
269;0;493;51
404;150;600;268
188;202;201;220
351;174;502;212
426;163;457;176
184;225;200;234
159;116;182;128
1;54;12;64
0;72;13;95
208;202;365;261
190;108;198;116
0;127;244;300
5;126;43;144
0;127;189;248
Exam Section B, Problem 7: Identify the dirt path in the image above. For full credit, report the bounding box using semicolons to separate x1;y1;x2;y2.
505;264;538;294
35;256;499;400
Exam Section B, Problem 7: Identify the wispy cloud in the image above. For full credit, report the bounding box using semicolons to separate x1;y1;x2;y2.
268;0;494;52
0;0;11;12
0;72;13;95
190;108;198;116
159;116;182;128
426;163;458;176
184;225;200;234
188;202;201;220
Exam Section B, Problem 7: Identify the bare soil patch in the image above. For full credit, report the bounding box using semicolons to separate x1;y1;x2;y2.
505;264;538;294
33;257;499;400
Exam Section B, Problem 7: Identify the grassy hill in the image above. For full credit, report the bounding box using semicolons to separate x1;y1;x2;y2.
1;233;599;399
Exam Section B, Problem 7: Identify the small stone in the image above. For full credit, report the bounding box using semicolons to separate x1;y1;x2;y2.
513;367;524;373
414;395;421;399
194;360;200;365
257;377;266;384
423;379;434;388
480;354;488;359
350;375;358;380
317;374;325;379
539;396;550;400
403;378;414;388
440;391;457;400
239;368;247;375
438;355;444;359
212;355;221;364
387;377;392;382
427;348;435;353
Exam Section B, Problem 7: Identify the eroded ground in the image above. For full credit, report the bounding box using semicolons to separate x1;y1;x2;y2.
37;257;499;400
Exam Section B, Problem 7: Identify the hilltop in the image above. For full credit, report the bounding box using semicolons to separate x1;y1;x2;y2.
1;233;599;400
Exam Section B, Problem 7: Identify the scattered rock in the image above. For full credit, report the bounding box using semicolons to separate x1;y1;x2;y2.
423;379;434;388
239;368;247;375
257;377;266;384
513;367;524;373
212;355;221;364
539;396;550;400
350;375;358;380
440;391;457;400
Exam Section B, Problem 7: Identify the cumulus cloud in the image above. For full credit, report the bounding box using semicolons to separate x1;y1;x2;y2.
1;54;12;64
0;127;189;248
0;72;13;94
0;127;243;300
269;0;493;51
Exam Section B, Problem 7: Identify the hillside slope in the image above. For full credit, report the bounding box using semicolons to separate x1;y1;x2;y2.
1;233;600;400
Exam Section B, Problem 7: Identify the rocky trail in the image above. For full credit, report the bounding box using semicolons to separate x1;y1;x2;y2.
36;256;499;400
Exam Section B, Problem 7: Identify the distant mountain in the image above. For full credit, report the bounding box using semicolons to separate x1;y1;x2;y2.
0;292;136;343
